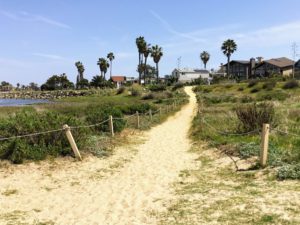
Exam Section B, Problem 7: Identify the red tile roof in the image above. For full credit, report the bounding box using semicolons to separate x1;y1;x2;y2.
111;76;125;82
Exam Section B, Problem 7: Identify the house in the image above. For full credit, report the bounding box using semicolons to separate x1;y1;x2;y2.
223;58;259;80
294;59;300;75
254;57;294;77
172;68;210;83
111;76;126;88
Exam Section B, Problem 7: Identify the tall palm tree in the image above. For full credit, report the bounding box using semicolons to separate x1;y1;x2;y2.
97;58;110;80
136;36;146;84
75;61;85;83
107;52;115;79
150;45;163;82
143;44;151;84
200;51;210;69
221;39;237;78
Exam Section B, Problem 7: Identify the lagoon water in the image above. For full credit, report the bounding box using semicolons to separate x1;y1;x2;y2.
0;99;49;107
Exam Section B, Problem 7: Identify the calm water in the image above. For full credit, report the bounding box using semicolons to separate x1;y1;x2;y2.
0;99;49;107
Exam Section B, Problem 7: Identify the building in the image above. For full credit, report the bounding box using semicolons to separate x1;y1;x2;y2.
111;76;126;88
254;57;294;77
223;58;259;80
294;59;300;75
172;68;210;83
223;57;294;79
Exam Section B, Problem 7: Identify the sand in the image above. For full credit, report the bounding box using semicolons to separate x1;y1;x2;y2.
0;87;197;225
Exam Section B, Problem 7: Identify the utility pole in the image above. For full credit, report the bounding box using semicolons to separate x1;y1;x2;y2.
292;42;298;79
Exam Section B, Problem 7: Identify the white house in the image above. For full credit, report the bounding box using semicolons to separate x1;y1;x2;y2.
172;68;210;83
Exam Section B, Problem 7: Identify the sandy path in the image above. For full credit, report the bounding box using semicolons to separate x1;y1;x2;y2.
0;87;197;225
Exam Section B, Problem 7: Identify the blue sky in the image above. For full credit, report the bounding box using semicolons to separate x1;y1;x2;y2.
1;0;300;85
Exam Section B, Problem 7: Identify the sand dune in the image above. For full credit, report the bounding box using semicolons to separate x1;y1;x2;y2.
0;87;197;225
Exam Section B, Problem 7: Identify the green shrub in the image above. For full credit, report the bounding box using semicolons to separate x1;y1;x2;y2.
238;142;260;159
149;84;166;92
85;105;125;133
277;164;300;180
141;93;155;100
201;94;237;105
248;80;259;88
118;103;153;114
129;84;142;96
0;109;88;163
235;102;276;132
250;87;260;93
283;80;299;89
116;86;126;95
237;87;244;91
262;81;277;90
172;83;184;91
240;95;254;103
257;91;289;101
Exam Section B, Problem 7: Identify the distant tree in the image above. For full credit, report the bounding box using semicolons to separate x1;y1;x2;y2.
136;36;146;84
90;75;113;88
143;44;151;84
97;58;110;80
150;45;163;82
41;74;74;91
76;78;89;89
16;83;20;90
1;81;11;87
137;64;156;84
221;39;237;78
107;52;115;79
75;61;85;85
200;51;210;69
28;82;39;91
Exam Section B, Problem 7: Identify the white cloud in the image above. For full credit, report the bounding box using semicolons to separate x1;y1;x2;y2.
32;53;66;60
0;10;71;29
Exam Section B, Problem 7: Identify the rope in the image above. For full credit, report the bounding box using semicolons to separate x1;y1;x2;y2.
70;119;110;129
202;118;259;136
271;128;300;137
0;128;64;141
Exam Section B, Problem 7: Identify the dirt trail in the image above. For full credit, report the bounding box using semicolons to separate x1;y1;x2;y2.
0;87;197;225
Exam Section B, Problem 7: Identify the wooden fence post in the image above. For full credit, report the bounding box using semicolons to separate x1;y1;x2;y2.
109;115;114;137
149;109;152;121
63;124;82;161
136;111;140;129
260;123;270;167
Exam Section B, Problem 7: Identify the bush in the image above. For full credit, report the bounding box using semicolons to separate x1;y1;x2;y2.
201;94;237;105
277;164;300;180
118;103;153;114
129;84;142;96
283;80;299;89
149;84;166;92
248;80;259;88
257;91;289;101
240;95;254;103
250;87;260;93
172;83;184;91
235;102;276;132
141;93;155;100
85;105;125;133
116;86;126;95
237;87;244;91
0;109;88;163
262;81;277;90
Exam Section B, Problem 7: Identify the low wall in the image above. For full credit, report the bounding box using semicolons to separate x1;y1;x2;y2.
0;90;99;100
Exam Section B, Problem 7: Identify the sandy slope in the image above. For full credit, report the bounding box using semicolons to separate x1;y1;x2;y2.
0;87;197;225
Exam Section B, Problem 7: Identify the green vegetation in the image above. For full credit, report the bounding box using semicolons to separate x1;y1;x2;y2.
193;80;300;180
0;85;188;163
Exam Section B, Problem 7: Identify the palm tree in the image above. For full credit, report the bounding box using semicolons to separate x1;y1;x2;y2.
200;51;210;69
136;36;146;84
97;58;110;80
221;39;237;78
107;52;115;79
75;61;85;84
150;45;163;82
143;44;151;84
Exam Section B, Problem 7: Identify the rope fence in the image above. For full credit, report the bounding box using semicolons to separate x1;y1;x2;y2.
0;98;186;160
199;113;300;168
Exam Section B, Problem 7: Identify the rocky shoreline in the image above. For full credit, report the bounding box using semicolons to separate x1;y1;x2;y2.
0;90;99;100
